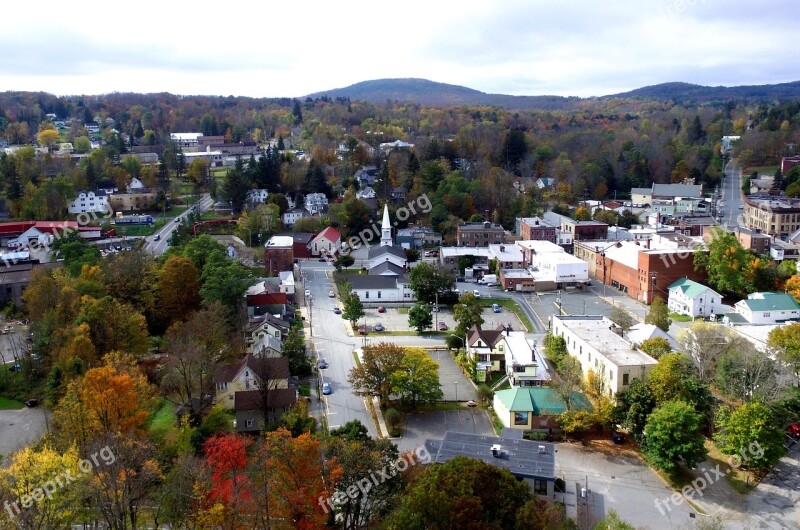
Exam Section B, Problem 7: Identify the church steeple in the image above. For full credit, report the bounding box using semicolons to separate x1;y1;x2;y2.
380;204;393;246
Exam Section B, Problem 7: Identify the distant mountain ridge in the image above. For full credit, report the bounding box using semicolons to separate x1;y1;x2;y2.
305;78;800;109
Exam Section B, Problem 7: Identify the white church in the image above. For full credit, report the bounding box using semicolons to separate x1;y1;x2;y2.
349;205;414;304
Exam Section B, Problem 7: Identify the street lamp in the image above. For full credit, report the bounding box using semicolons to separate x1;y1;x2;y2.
309;297;313;337
555;289;563;316
454;381;458;402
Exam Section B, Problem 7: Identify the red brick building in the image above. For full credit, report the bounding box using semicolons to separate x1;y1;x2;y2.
264;235;294;276
518;217;557;243
596;241;707;304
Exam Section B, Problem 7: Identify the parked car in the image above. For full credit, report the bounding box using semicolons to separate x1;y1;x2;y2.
612;432;625;445
25;399;38;408
466;400;477;407
334;307;342;314
374;322;384;332
322;382;331;395
2;326;10;334
438;321;448;331
358;326;367;335
317;359;328;369
174;217;180;223
492;303;501;313
788;423;800;439
319;258;326;262
154;234;161;241
473;290;481;298
431;305;439;312
8;363;21;372
305;289;311;298
377;306;386;313
328;290;335;298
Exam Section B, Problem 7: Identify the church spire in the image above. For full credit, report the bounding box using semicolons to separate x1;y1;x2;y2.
380;204;392;246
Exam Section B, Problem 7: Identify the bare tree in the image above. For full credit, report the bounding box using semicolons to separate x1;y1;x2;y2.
552;356;583;411
160;303;233;422
716;343;786;402
249;354;290;427
678;322;744;383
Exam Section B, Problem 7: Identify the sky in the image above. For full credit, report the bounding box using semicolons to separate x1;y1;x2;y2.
1;0;797;99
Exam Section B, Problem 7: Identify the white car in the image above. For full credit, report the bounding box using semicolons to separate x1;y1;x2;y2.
328;290;335;298
473;290;481;298
305;289;311;298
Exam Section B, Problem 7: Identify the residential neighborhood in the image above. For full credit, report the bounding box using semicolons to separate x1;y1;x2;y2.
2;44;800;530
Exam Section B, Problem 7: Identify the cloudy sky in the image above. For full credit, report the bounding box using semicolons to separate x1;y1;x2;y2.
1;0;796;98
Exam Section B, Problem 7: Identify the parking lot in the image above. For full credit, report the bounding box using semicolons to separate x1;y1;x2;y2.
396;408;495;454
0;408;50;458
356;305;523;334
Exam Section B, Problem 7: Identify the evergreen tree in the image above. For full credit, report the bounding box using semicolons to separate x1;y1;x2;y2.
292;99;303;123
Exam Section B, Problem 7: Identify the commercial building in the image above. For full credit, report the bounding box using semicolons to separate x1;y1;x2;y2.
264;235;294;276
68;190;112;214
630;183;704;206
595;239;706;304
396;226;442;249
498;269;535;291
456;221;505;247
733;226;771;255
494;387;590;432
517;240;588;291
517;217;557;243
488;244;525;270
551;315;659;396
743;195;800;239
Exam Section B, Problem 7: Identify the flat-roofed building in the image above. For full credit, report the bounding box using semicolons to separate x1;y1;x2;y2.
743;194;800;239
551;315;658;396
457;221;505;247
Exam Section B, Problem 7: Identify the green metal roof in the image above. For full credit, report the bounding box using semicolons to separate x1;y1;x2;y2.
741;292;800;312
668;277;714;299
496;387;591;415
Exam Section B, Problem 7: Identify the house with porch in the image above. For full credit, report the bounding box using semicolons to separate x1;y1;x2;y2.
724;292;800;325
667;278;724;318
214;354;290;408
493;387;591;431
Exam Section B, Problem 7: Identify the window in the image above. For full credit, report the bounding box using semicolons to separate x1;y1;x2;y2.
764;312;770;317
365;292;369;299
514;412;529;426
623;373;629;385
533;479;547;495
377;291;381;299
246;419;254;428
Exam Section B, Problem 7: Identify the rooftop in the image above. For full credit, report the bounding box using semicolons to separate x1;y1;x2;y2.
739;292;800;313
515;240;565;254
500;269;534;279
265;235;294;248
495;387;590;415
458;222;504;231
349;275;400;290
553;315;659;368
440;247;491;258
668;278;718;299
488;244;524;262
651;183;704;198
424;431;556;481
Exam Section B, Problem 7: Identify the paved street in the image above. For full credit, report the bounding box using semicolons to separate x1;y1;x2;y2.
301;261;377;436
720;158;744;230
143;194;213;256
0;408;50;458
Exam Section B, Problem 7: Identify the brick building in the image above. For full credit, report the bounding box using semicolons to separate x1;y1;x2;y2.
264;235;294;276
733;226;770;255
517;217;557;243
596;240;707;304
457;222;505;247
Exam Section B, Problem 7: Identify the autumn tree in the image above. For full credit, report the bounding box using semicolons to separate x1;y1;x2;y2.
37;128;61;149
694;227;753;297
253;428;342;529
408;262;455;304
609;306;635;333
157;255;202;329
202;433;254;526
767;322;800;385
638;337;672;360
0;444;84;529
348;342;404;402
160;303;233;422
389;348;443;407
186;157;209;184
77;295;149;356
385;456;532;529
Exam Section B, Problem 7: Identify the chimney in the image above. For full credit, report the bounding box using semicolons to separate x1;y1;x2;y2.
645;239;650;249
484;221;491;229
534;219;539;225
500;245;505;252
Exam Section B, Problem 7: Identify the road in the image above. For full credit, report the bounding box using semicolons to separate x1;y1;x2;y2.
300;261;377;436
720;158;744;229
143;194;214;256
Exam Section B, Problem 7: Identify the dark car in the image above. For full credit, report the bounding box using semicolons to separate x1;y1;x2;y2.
438;321;448;331
612;432;625;445
334;307;342;314
317;359;328;369
25;399;38;408
374;322;384;332
154;234;161;241
322;382;332;395
8;363;21;372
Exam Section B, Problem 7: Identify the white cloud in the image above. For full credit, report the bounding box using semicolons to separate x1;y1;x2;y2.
0;0;797;97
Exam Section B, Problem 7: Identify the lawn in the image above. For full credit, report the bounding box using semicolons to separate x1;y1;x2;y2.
744;165;779;176
148;400;178;440
0;396;24;410
669;312;693;322
482;298;534;332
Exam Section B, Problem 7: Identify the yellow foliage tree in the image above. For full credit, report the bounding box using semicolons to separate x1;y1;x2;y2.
37;128;61;148
0;444;83;529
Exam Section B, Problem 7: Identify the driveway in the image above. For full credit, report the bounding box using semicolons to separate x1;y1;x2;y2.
0;408;50;458
427;348;477;402
397;408;495;454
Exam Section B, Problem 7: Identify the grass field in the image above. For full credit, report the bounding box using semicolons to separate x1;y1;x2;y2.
669;312;693;322
0;396;24;410
148;400;178;440
744;165;779;176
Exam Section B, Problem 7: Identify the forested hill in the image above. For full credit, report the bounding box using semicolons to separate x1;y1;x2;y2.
304;78;579;110
307;78;800;109
606;80;800;105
